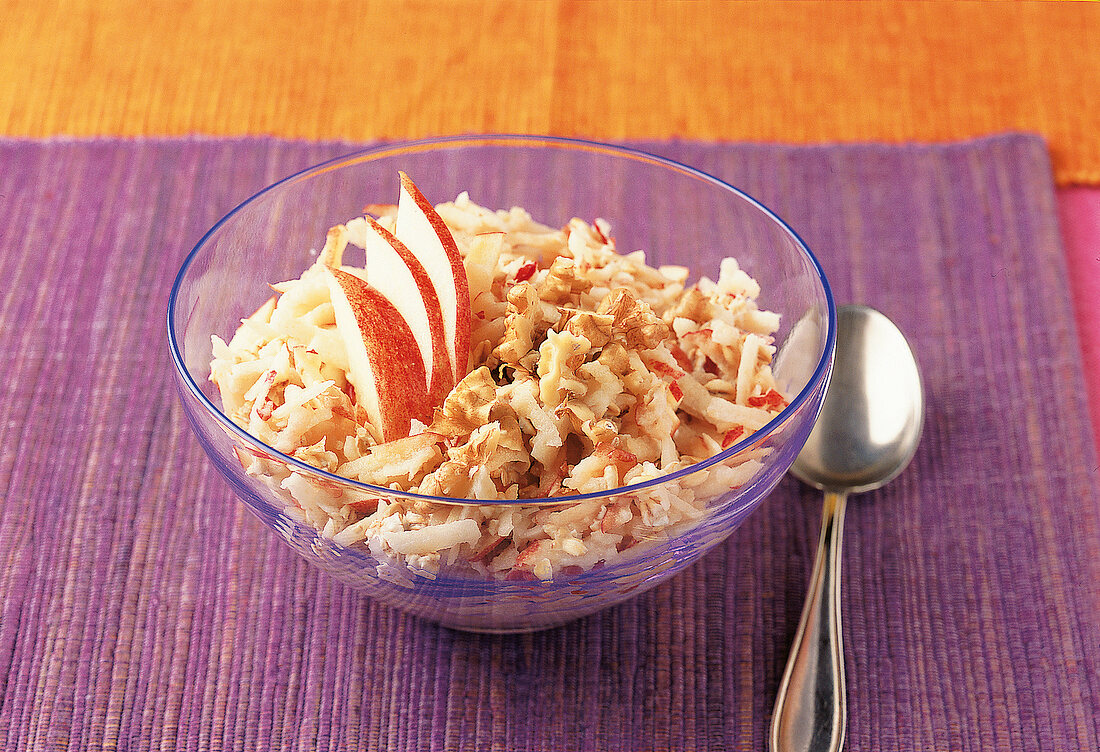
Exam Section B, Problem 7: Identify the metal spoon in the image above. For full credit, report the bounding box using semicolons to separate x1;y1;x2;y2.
769;305;924;752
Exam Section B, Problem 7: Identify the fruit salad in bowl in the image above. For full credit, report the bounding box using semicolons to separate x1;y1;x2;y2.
169;136;835;631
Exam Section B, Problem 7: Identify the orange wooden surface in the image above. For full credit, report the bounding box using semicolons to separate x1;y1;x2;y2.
2;1;1098;184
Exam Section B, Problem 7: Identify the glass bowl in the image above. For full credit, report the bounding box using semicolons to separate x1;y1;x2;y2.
168;135;835;632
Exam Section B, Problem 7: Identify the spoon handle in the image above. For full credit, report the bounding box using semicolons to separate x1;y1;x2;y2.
770;490;848;752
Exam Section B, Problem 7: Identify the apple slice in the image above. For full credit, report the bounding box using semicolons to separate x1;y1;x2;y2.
324;266;430;442
360;216;453;405
396;171;471;384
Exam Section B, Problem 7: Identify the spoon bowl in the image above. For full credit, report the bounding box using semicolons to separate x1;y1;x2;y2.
770;305;924;752
791;305;925;493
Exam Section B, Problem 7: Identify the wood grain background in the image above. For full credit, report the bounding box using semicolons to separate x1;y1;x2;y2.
3;1;1099;184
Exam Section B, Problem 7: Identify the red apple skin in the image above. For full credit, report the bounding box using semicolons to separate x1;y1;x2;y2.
398;171;471;382
363;216;454;407
327;267;431;442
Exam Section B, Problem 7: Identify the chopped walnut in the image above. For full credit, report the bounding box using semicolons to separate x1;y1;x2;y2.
597;288;670;350
492;282;540;366
563;309;614;349
664;286;713;325
429;366;499;436
537;329;592;408
536;256;592;303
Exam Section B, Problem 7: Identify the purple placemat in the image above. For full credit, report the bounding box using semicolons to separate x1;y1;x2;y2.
0;134;1097;751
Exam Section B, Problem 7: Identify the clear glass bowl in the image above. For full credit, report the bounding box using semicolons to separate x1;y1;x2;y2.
168;135;835;632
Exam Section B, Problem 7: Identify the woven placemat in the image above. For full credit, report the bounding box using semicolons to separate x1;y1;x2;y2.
0;135;1097;750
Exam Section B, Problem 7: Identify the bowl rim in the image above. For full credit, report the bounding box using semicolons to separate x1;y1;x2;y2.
167;133;836;506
